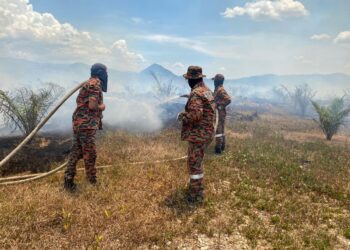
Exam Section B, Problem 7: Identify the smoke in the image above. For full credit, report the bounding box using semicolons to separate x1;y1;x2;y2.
103;96;163;132
42;90;176;134
0;70;188;136
38;82;184;133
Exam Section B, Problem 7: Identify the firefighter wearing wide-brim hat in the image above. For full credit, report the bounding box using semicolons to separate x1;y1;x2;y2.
178;66;216;203
212;74;231;154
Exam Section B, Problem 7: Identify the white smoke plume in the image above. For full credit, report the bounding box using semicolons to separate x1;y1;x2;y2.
0;68;187;135
42;89;178;134
103;97;163;132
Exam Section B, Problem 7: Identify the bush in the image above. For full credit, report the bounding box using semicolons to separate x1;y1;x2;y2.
0;83;64;136
150;71;178;100
312;97;350;140
282;84;316;117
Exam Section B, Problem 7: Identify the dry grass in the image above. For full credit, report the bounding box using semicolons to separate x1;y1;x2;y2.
0;115;350;249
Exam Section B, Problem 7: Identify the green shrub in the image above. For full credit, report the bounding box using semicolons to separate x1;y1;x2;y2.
0;83;63;136
312;97;350;140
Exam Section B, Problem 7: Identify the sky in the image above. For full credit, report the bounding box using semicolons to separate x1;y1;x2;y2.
0;0;349;78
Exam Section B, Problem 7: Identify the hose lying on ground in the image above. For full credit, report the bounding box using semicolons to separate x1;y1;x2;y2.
0;162;68;186
0;82;84;170
0;156;188;186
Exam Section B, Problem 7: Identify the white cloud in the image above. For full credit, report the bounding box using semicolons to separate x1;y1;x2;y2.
141;33;348;77
173;62;185;69
131;17;143;24
294;55;313;65
221;0;308;20
160;62;186;75
139;34;216;56
0;0;92;44
334;31;350;44
169;62;186;74
205;33;346;77
310;34;332;41
0;0;145;71
112;40;145;62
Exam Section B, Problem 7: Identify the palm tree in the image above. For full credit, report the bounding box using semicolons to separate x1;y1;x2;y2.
312;97;350;140
0;83;64;136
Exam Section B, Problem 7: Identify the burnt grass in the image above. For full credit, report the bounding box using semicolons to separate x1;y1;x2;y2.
0;133;71;175
0;114;349;249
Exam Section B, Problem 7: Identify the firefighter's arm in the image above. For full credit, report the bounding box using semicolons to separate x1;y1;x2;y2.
222;90;231;107
216;90;231;109
89;98;105;111
88;83;105;111
182;94;203;123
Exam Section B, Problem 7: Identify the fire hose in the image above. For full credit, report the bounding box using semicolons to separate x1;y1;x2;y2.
0;82;85;185
0;82;85;170
0;87;217;186
0;156;188;186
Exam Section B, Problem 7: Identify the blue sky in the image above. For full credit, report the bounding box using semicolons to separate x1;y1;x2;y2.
1;0;349;78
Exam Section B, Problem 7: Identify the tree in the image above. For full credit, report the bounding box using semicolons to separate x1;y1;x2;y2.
272;86;288;104
0;83;64;136
312;97;350;140
282;84;316;117
150;71;178;100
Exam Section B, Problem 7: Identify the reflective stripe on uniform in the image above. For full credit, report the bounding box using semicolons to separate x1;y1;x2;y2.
215;134;224;138
190;173;204;180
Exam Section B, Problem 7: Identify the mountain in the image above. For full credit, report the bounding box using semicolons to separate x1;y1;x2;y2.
229;73;349;87
140;63;177;79
0;57;139;90
225;73;350;98
1;57;349;98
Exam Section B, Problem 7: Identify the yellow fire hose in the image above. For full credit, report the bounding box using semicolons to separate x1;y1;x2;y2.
0;82;85;170
0;156;188;186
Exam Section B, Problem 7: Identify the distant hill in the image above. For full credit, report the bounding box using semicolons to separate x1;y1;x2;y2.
0;57;138;91
231;73;350;86
225;73;350;98
1;57;349;98
139;65;350;98
140;63;177;79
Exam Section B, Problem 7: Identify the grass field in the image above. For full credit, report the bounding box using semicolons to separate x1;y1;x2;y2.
0;114;350;249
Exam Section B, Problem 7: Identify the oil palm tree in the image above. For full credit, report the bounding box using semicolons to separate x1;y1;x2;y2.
0;83;64;136
312;97;350;140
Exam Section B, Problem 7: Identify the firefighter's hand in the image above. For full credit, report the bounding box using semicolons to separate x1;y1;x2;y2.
99;103;106;111
177;112;185;122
